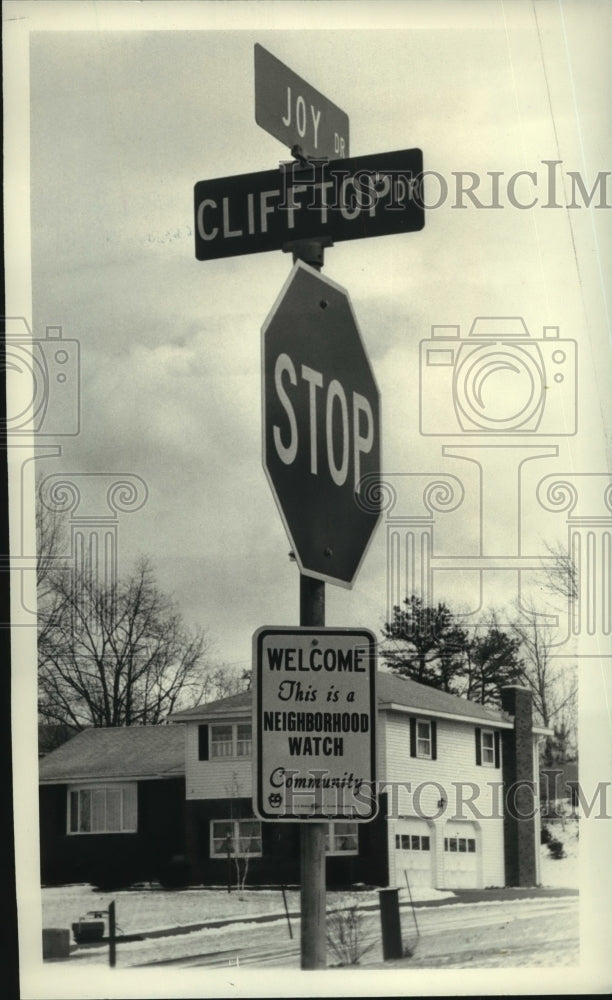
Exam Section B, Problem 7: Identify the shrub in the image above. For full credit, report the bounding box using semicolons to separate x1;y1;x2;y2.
327;897;376;966
540;825;553;845
546;837;566;860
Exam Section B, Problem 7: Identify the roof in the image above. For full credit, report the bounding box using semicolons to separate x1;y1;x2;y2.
169;673;511;727
376;671;512;727
170;690;251;721
38;725;185;784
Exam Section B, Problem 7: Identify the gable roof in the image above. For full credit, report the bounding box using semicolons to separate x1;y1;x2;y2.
38;725;185;784
171;690;251;721
377;671;512;727
169;673;512;728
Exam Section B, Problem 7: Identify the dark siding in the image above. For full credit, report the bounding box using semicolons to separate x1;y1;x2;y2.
39;778;185;887
184;795;390;889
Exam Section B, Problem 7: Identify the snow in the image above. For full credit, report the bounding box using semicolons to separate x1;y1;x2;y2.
42;883;454;938
539;818;579;889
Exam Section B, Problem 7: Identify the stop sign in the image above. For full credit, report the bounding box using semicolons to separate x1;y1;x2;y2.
262;261;382;587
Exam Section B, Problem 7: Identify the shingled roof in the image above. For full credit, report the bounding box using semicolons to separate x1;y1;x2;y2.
38;725;185;783
169;672;512;727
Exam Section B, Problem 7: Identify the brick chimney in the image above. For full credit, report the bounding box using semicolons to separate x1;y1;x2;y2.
500;686;538;886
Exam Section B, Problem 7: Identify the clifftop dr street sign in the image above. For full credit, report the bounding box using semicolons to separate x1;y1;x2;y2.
252;627;377;821
254;43;350;159
194;147;424;260
262;261;381;588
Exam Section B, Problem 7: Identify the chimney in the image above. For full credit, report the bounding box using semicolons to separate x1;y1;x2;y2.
500;686;537;887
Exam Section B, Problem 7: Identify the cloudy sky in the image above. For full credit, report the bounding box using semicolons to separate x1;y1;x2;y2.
8;0;607;681
5;1;611;995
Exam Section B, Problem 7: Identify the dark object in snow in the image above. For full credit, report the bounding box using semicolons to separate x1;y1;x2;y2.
546;837;566;860
72;918;105;944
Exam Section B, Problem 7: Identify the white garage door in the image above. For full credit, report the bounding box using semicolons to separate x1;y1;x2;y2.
443;821;479;888
394;818;433;888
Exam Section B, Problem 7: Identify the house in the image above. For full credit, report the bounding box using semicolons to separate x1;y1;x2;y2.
39;725;186;888
170;677;549;890
38;676;550;890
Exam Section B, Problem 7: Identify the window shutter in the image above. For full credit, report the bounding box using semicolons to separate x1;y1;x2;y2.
410;717;416;758
198;724;209;761
431;720;437;760
494;730;500;768
475;727;482;766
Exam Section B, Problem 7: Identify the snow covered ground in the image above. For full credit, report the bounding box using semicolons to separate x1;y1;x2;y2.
539;817;579;888
42;882;454;938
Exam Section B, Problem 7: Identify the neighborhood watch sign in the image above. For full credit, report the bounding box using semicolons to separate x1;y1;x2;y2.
252;627;377;821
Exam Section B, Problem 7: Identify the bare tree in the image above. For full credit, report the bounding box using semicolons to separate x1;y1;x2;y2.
38;557;218;728
511;601;577;762
542;540;578;603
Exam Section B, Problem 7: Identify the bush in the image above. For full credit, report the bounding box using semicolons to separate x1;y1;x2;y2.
540;825;553;845
546;837;566;860
327;897;376;966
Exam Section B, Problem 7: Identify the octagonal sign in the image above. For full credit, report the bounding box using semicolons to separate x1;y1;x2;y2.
262;261;382;587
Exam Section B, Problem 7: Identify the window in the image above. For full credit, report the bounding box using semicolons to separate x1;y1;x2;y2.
395;833;430;851
475;727;499;767
410;717;437;760
211;724;234;758
481;730;495;766
445;837;477;853
210;819;262;858
236;723;252;757
416;720;432;758
68;784;137;834
210;722;252;759
325;822;358;855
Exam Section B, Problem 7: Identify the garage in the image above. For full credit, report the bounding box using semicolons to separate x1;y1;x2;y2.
443;821;480;888
393;817;433;888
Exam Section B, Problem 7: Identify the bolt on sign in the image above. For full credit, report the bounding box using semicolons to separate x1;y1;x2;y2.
262;261;382;587
254;43;350;160
252;627;377;821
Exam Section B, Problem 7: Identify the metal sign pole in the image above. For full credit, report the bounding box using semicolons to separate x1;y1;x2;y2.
299;573;327;970
293;238;327;970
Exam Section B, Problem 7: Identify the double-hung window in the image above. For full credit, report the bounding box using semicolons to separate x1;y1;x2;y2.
475;727;500;767
481;730;495;765
416;720;432;758
209;722;252;759
325;822;359;855
68;784;137;834
210;819;262;857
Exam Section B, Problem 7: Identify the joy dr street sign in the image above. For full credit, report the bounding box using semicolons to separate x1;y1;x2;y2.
193;147;424;261
252;627;377;821
262;261;382;588
254;43;350;160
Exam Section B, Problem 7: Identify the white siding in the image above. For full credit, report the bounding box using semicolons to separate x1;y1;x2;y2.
181;707;507;889
381;711;506;889
184;718;252;800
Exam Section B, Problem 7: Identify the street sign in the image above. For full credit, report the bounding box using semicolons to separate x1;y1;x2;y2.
252;627;377;821
194;147;424;260
254;43;350;160
262;261;382;587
